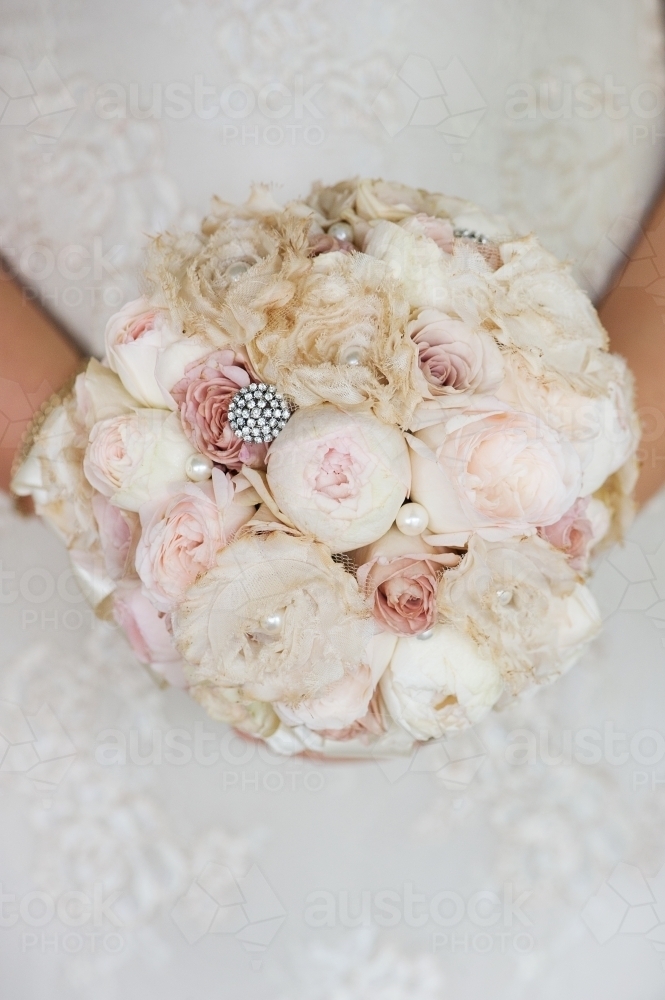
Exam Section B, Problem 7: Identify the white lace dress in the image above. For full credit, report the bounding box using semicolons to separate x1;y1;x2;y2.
2;1;665;997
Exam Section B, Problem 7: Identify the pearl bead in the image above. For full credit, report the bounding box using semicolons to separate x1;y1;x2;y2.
396;503;429;536
226;260;251;281
327;221;353;242
496;588;513;606
417;628;434;640
340;346;363;366
260;611;283;636
185;454;214;481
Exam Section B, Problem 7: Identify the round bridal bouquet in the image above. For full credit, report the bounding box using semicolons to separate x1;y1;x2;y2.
12;179;639;758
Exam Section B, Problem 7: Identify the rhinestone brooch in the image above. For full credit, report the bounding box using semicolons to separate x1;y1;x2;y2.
227;384;293;444
454;228;490;245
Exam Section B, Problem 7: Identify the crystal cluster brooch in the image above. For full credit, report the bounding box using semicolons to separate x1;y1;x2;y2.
228;384;293;443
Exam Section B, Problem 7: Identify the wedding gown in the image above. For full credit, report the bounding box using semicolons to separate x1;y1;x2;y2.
2;1;665;997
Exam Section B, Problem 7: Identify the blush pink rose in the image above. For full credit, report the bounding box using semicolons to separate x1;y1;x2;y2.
355;527;461;636
170;349;266;470
135;469;253;612
411;406;582;543
92;492;139;580
113;581;188;688
408;308;504;401
308;233;354;256
538;497;594;570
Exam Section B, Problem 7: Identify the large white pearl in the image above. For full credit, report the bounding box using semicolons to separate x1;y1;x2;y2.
340;346;363;366
416;628;434;640
226;260;251;281
328;221;353;242
396;502;429;536
496;589;513;606
185;454;214;481
259;611;283;636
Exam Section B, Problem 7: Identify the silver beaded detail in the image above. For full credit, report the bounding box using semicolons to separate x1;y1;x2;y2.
227;384;293;444
454;228;490;245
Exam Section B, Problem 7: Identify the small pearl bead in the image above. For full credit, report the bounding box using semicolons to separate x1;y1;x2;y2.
340;346;363;366
396;503;429;536
260;611;283;636
226;260;251;281
496;589;513;606
417;628;434;640
327;221;353;242
185;454;214;481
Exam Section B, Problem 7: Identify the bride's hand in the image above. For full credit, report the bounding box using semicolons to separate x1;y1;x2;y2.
0;269;82;493
600;185;665;506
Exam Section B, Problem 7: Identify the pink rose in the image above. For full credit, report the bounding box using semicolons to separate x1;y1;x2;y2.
171;349;266;470
308;233;354;256
113;581;188;688
92;493;139;580
538;497;594;570
408;308;503;401
135;469;253;612
355;527;461;636
411;406;582;543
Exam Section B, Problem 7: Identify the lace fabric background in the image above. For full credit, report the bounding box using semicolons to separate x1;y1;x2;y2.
2;1;665;997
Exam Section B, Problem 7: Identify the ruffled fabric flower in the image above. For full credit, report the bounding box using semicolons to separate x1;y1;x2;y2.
135;470;254;612
170;348;266;469
354;527;460;636
171;525;372;704
245;250;423;426
266;405;411;552
380;625;504;739
438;534;601;693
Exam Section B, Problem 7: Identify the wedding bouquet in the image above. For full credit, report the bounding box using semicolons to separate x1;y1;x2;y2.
12;179;639;758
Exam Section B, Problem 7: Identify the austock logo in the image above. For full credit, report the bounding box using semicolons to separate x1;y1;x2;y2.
0;699;76;797
0;56;76;140
372;728;486;787
582;861;665;967
372;54;486;143
171;862;286;966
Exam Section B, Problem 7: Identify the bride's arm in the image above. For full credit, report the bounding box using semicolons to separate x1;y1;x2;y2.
0;272;83;492
599;187;665;506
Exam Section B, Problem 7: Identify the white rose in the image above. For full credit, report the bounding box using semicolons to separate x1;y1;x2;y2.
105;297;186;407
381;625;503;740
267;405;411;552
84;409;197;511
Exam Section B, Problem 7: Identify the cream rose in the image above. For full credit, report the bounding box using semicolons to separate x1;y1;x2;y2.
172;527;372;703
496;348;638;495
104;297;197;408
267;405;411;552
135;470;253;612
83;409;197;511
380;626;503;740
410;405;581;543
